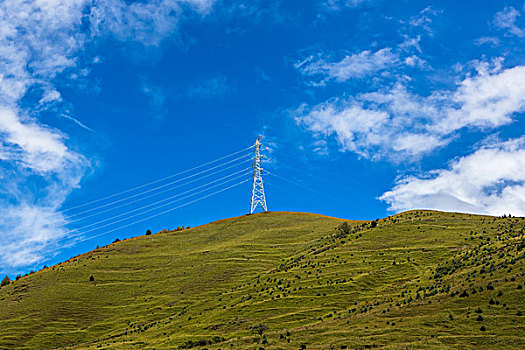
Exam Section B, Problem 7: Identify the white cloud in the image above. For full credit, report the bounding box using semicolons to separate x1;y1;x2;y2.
0;204;70;267
60;114;95;133
0;106;85;174
296;24;432;85
295;85;446;159
408;6;440;36
0;0;217;273
296;99;388;158
296;62;525;160
404;55;427;68
0;0;86;105
39;88;62;105
398;35;422;53
296;5;438;86
312;139;329;155
396;6;440;57
435;65;525;134
296;48;398;84
381;137;525;216
89;0;215;46
475;36;500;46
494;6;525;37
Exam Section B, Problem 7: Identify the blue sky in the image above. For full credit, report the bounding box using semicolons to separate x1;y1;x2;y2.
2;0;525;276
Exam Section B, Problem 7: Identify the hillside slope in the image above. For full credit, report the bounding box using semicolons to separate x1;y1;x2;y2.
0;211;524;349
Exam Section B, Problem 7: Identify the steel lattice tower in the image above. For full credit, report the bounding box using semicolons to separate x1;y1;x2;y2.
249;135;268;214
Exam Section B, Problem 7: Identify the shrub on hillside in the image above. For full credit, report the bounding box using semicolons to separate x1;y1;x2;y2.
1;275;10;287
250;323;269;336
146;229;152;236
177;336;225;349
336;222;352;237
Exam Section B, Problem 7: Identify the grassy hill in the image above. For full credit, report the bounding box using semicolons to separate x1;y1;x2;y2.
0;211;524;349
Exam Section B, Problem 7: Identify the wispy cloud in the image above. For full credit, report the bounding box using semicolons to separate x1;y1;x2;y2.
296;48;398;85
407;6;441;36
295;60;525;160
295;9;437;87
60;114;96;133
0;107;86;174
493;6;525;38
475;36;500;47
89;0;216;46
381;137;525;216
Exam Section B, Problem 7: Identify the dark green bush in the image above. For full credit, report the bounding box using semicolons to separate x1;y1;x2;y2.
250;323;269;336
337;222;352;237
1;275;10;287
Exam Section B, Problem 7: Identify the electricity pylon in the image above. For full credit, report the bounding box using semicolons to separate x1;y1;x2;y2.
249;135;268;214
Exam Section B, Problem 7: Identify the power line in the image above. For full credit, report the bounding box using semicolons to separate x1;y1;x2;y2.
61;153;252;219
43;179;249;255
62;159;252;224
58;145;254;214
65;169;251;233
46;171;252;246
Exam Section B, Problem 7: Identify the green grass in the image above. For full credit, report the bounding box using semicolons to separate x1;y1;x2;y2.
0;210;524;349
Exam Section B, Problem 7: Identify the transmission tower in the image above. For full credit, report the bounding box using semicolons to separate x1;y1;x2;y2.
249;135;268;214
